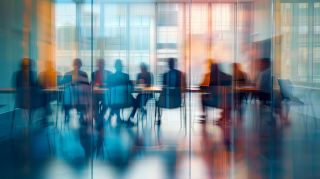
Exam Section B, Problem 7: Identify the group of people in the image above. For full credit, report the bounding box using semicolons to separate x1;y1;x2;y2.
14;56;272;128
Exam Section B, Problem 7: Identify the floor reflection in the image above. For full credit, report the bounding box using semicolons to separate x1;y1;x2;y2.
0;99;320;179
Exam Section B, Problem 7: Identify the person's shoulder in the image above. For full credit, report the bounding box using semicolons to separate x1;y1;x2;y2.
80;70;88;76
64;71;72;75
105;70;112;75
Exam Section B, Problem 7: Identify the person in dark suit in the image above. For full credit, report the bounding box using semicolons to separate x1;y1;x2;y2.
14;58;40;109
107;59;135;127
92;59;112;87
127;63;153;121
201;63;232;123
63;58;89;85
13;58;46;125
162;58;186;88
62;58;89;124
91;59;112;129
156;58;186;125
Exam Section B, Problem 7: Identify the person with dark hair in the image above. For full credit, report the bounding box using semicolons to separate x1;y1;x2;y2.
62;58;90;124
127;62;153;121
63;58;89;84
14;58;39;108
232;63;249;111
163;58;186;88
155;58;186;125
38;60;60;125
255;58;272;104
200;63;232;122
107;59;135;127
13;58;46;126
92;59;112;129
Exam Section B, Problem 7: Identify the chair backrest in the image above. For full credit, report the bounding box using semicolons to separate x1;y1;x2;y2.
204;86;232;109
15;87;45;109
107;85;133;108
278;79;293;100
63;82;91;107
158;87;183;109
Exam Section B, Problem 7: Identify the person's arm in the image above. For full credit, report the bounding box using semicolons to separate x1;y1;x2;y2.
181;72;187;89
162;73;167;86
91;72;95;85
149;72;154;86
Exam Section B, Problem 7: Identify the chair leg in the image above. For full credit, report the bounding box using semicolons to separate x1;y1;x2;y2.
11;108;16;137
28;110;32;127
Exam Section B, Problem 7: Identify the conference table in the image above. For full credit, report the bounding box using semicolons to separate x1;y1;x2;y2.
0;85;259;95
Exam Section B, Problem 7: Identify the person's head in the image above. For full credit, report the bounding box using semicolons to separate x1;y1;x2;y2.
260;57;271;70
21;57;31;71
45;60;54;70
210;63;219;75
97;59;105;70
206;58;215;71
140;62;148;73
233;63;242;73
168;58;177;70
114;59;123;72
73;58;82;71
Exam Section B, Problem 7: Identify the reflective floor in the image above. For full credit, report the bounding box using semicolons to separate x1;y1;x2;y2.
0;96;320;179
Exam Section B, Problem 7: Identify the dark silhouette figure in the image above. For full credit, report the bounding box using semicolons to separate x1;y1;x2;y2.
232;63;249;111
11;58;44;133
107;59;134;127
91;59;112;129
255;58;272;104
38;60;60;125
128;63;153;121
156;58;186;125
62;58;90;124
201;63;232;123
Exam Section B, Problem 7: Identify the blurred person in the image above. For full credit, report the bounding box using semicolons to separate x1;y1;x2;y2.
199;58;215;87
155;58;186;125
62;58;90;124
91;59;112;130
233;63;249;112
38;60;59;88
92;59;111;87
13;58;44;124
233;63;248;86
38;60;60;125
107;59;135;127
255;58;272;105
127;62;153;122
63;58;89;84
200;63;232;123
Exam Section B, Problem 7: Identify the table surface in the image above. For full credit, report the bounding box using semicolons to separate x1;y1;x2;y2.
0;86;259;93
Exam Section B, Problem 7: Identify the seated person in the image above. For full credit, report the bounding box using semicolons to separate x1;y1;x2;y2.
91;59;112;129
13;58;42;109
107;59;135;126
62;58;90;124
255;58;272;105
232;63;249;107
127;63;153;121
38;60;60;124
233;63;248;86
156;58;186;125
201;63;232;122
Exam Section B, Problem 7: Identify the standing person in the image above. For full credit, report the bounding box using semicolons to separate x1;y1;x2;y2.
91;59;112;129
127;63;153;121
